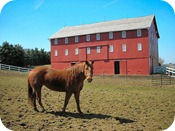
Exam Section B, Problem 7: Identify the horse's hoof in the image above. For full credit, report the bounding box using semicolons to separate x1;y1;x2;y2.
79;111;83;114
34;108;39;112
62;111;66;114
62;109;66;113
41;109;46;113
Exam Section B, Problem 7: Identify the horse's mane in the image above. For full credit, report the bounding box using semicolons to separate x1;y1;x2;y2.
66;62;85;81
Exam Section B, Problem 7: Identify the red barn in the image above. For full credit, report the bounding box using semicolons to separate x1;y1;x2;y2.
49;15;159;75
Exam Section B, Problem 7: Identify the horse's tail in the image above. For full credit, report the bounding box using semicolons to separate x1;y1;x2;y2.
28;79;33;106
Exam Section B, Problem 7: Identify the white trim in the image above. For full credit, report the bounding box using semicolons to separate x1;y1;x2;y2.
109;45;114;52
65;37;68;44
138;43;142;51
87;47;90;54
96;33;100;40
122;44;126;52
86;34;90;41
122;31;126;38
137;29;142;37
109;32;113;39
75;48;79;55
54;50;58;56
54;39;58;45
75;36;78;42
65;49;68;56
97;46;101;53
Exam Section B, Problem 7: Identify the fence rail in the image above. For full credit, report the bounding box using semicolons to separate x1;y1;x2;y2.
0;63;31;72
166;66;175;77
152;75;175;85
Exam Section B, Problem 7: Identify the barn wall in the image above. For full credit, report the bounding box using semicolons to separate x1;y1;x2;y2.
126;58;149;75
93;60;114;75
148;19;159;74
50;28;154;75
51;62;71;70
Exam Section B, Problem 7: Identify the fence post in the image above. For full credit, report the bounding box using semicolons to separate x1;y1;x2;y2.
161;75;162;85
9;65;11;71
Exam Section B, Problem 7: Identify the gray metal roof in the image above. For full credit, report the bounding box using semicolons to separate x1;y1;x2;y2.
50;15;156;39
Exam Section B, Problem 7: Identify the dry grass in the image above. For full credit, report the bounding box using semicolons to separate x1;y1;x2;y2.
0;70;175;131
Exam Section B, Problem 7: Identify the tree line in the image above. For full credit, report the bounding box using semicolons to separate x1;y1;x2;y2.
0;41;50;67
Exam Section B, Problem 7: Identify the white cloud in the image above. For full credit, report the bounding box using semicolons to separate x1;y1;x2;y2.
34;0;45;10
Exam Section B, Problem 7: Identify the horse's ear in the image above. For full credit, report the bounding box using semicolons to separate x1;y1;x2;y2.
85;60;89;65
92;61;94;64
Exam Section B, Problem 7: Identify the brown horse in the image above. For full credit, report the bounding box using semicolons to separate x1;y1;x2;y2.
28;60;94;113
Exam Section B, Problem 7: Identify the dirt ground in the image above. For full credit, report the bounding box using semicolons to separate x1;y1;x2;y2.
0;70;175;131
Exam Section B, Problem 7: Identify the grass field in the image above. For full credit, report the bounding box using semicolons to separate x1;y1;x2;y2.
0;70;175;131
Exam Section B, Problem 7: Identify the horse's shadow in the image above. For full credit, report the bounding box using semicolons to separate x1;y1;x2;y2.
46;111;136;124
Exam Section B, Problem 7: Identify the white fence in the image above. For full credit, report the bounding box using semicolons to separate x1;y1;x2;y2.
166;66;175;77
0;63;31;72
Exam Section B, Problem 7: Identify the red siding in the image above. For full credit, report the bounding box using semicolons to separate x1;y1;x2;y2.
50;28;158;75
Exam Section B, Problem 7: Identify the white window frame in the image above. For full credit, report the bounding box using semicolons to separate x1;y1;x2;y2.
75;48;79;55
122;44;126;52
97;46;101;53
96;33;100;40
54;50;58;56
137;29;142;37
87;47;90;54
86;34;90;41
65;49;68;56
75;36;78;43
138;43;142;51
109;45;114;52
122;31;126;38
109;32;113;39
65;37;68;44
54;39;58;45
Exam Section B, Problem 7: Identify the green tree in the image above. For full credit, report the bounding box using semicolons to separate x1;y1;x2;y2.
0;41;50;67
0;41;25;66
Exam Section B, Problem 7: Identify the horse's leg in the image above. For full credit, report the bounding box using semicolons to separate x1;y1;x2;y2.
35;87;45;112
32;92;39;112
74;92;83;114
62;92;72;113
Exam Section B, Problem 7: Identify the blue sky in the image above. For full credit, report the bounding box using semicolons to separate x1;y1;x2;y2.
0;0;174;64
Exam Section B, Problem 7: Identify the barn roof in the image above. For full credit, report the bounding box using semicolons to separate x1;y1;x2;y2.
50;15;159;39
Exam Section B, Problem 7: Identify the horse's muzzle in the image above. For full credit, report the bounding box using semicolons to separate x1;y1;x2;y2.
86;77;93;83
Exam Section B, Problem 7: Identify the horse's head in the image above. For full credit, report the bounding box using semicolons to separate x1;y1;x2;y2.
84;60;94;83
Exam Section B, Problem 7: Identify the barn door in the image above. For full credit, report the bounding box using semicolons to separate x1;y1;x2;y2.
114;61;120;74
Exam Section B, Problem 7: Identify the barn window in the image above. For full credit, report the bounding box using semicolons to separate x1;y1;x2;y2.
75;48;79;55
75;36;78;42
96;34;100;40
109;32;113;39
109;45;114;52
137;29;142;37
54;39;58;45
122;44;126;52
65;37;68;44
87;47;90;54
138;43;142;51
54;50;58;56
86;35;90;41
65;49;68;56
97;46;101;53
122;31;126;38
